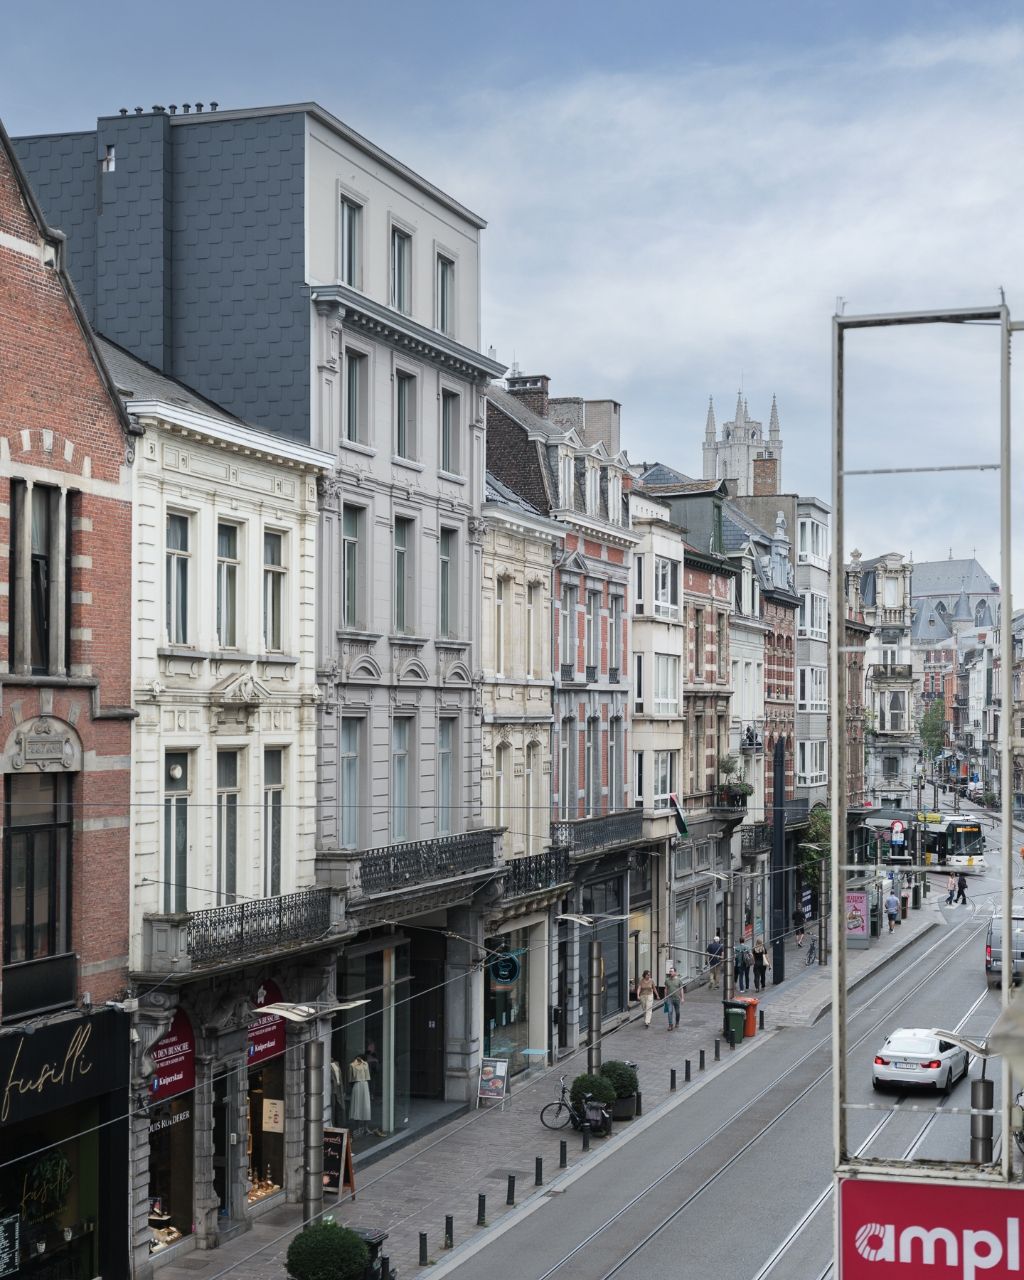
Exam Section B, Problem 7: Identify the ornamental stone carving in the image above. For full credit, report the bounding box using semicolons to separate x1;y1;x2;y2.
3;716;82;774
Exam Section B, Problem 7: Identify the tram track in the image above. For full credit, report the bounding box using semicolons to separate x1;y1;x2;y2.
524;917;988;1280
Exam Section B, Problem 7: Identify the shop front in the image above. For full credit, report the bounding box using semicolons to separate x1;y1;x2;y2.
0;1008;129;1279
147;1008;195;1258
244;981;286;1209
483;917;548;1077
577;867;628;1029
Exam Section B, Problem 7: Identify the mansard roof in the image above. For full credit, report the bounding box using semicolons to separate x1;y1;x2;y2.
911;556;999;599
485;471;543;516
911;600;953;643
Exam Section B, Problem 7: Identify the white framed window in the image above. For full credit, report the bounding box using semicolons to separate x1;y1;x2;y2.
345;349;367;444
494;741;510;828
691;714;705;791
163;751;190;913
585;717;600;816
436;254;455;335
633;750;644;809
340;718;361;849
216;521;239;648
797;517;828;566
653;750;677;809
609;717;623;810
391;717;413;841
391;226;411;313
341;506;364;629
216;749;240;904
609;595;622;671
693;607;705;677
395;370;416;459
586;590;600;668
653;653;680;715
797;739;827;785
634;553;645;614
525;742;539;853
438;718;456;836
560;584;577;671
559;718;575;819
440;389;460;473
797;666;828;712
634;652;644;713
653;556;680;619
263;530;285;651
585;464;600;515
263;748;283;897
607;470;622;524
10;481;74;676
394;517;414;635
879;690;906;732
495;577;506;675
526;583;538;677
340;198;362;287
798;592;828;640
165;511;190;644
439;527;457;637
560;452;574;508
716;613;727;679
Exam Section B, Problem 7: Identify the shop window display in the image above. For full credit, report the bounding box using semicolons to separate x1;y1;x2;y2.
147;1096;193;1252
246;1059;285;1204
484;929;531;1076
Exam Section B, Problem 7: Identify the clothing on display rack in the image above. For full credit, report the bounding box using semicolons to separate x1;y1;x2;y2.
349;1057;371;1125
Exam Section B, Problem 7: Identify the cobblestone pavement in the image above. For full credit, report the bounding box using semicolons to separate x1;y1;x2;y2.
152;895;941;1280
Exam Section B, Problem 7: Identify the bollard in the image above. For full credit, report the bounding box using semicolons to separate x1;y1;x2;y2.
636;1090;643;1117
759;1008;765;1031
582;1127;591;1152
728;1028;736;1050
670;1067;677;1091
685;1059;691;1083
971;1077;994;1163
477;1193;487;1227
715;1038;721;1061
699;1048;706;1071
444;1215;454;1250
506;1174;516;1206
419;1232;428;1266
535;1156;543;1187
381;1256;390;1279
559;1139;567;1169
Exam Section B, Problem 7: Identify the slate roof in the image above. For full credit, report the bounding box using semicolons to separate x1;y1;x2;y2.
484;471;543;517
636;461;694;487
97;336;245;430
487;384;562;440
911;600;953;643
912;557;999;598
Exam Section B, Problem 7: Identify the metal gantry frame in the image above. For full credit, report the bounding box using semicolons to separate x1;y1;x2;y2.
830;305;1016;1219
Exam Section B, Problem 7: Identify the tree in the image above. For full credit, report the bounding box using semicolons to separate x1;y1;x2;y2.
920;698;946;762
800;806;831;889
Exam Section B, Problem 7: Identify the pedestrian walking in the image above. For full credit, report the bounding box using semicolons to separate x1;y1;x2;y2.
885;889;900;932
635;969;657;1028
734;940;752;992
664;966;685;1029
955;872;968;906
707;933;724;988
751;936;770;991
945;872;957;905
792;907;806;947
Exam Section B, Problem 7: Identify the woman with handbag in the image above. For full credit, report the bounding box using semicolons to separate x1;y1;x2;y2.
751;936;770;991
635;969;657;1028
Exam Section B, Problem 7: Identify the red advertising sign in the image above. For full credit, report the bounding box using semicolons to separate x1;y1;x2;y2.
150;1009;195;1102
247;979;286;1066
840;1176;1023;1278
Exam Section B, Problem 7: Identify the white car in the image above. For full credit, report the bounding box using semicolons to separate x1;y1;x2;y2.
872;1028;969;1092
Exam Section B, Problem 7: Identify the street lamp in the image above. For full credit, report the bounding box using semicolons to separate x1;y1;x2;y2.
260;1000;369;1226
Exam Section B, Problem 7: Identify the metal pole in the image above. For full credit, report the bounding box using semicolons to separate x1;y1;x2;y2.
999;302;1014;1178
302;1034;324;1226
971;1077;995;1164
722;874;734;1037
587;938;603;1073
770;736;786;982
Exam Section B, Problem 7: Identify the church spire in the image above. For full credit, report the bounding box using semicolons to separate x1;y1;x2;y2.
704;396;716;441
734;390;745;425
769;394;780;439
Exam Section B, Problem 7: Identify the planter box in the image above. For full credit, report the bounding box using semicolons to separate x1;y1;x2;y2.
611;1095;637;1121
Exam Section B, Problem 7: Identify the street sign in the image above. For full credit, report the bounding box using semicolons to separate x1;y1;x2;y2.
839;1175;1023;1277
890;820;905;847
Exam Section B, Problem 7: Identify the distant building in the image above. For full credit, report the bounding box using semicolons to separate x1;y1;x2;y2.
702;392;783;496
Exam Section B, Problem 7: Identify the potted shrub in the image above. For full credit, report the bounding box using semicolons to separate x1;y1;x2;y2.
570;1071;616;1131
600;1059;639;1120
286;1219;370;1280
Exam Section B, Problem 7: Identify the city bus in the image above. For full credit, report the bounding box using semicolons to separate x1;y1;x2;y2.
917;814;987;875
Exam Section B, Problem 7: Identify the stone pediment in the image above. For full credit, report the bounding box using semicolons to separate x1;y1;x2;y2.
213;672;272;707
555;549;590;577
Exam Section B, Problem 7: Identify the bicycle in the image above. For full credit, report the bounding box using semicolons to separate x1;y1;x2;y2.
1013;1089;1024;1157
540;1074;611;1134
806;935;818;966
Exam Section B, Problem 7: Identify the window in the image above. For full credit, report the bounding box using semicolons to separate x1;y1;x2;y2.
609;596;622;671
394;517;413;634
391;718;412;841
3;773;71;966
716;613;726;679
883;575;899;608
495;577;507;675
340;198;361;287
797;517;828;565
798;592;827;640
654;557;679;619
526;584;538;677
391;227;411;313
634;554;645;614
881;690;906;732
342;506;363;629
559;718;576;819
163;753;189;913
585;717;601;816
494;742;510;828
101;144;116;173
561;585;577;671
440;390;460;473
166;512;190;644
607;471;622;524
439;528;456;637
438;719;456;836
654;653;680;715
693;607;705;677
653;750;677;809
29;487;51;671
609;718;623;810
216;523;238;648
585;465;600;515
633;750;645;809
340;718;360;849
560;453;574;508
797;667;828;712
696;841;711;871
524;742;539;852
586;591;600;668
263;531;285;651
634;652;644;712
395;371;416;459
436;254;455;335
345;350;367;444
216;750;240;904
691;714;704;792
10;483;73;677
263;749;283;897
882;755;900;780
797;740;827;785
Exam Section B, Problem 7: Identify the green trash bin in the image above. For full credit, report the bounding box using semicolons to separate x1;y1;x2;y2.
726;1006;745;1044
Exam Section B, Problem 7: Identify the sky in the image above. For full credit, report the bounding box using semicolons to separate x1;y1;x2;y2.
2;0;1022;596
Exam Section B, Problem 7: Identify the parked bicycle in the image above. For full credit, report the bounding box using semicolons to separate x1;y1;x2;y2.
806;935;818;966
1013;1089;1024;1156
540;1074;612;1134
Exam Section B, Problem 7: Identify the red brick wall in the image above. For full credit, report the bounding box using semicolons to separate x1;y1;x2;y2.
0;140;132;1012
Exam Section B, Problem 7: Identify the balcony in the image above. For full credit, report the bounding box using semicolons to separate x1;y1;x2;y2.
740;725;764;753
586;664;598;683
740;823;772;857
608;666;620;685
560;662;576;683
2;953;77;1022
357;829;498;896
140;888;332;977
550;809;643;859
868;664;913;682
784;798;810;826
503;847;572;899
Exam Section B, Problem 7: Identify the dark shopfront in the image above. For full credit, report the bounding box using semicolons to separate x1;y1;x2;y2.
0;1008;129;1279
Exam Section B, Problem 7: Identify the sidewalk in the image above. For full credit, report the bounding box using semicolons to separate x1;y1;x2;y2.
152;900;940;1280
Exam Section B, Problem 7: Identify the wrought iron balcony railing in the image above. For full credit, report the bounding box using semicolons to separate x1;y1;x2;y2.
740;823;772;855
868;664;913;681
608;666;620;684
186;889;331;964
503;847;572;898
358;829;498;896
550;808;643;857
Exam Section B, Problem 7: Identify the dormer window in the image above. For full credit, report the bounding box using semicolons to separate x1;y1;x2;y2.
585;464;600;516
606;471;621;524
560;453;574;508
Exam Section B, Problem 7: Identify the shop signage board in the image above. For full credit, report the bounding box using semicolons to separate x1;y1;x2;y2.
248;980;286;1066
845;890;870;951
149;1009;196;1103
0;1008;129;1127
262;1097;284;1133
839;1175;1024;1277
489;951;523;991
322;1126;356;1198
0;1216;18;1278
477;1058;510;1104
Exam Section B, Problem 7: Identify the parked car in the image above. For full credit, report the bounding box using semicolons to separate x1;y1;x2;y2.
986;915;1024;989
872;1028;969;1092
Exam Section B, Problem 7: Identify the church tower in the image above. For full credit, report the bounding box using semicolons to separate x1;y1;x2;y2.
702;392;783;495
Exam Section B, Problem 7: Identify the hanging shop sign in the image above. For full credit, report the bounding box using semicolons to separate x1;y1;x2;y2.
489;951;523;991
247;980;286;1066
0;1009;128;1127
149;1009;195;1103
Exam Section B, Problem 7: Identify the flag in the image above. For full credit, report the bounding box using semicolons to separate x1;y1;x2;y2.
670;793;688;838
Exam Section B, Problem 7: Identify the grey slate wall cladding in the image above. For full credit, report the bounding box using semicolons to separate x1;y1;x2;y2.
14;111;311;443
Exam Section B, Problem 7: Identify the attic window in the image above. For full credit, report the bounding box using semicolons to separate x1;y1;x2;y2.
101;144;116;173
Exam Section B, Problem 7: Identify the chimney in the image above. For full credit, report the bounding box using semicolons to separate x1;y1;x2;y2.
506;373;550;419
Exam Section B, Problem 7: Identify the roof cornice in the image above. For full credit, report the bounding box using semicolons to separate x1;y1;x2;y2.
482;501;563;545
551;509;640;548
130;402;334;470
